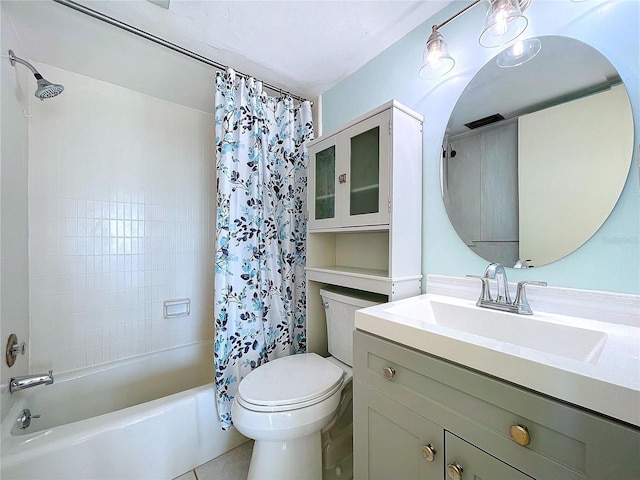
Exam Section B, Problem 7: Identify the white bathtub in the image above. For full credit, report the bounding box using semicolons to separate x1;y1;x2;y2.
0;341;247;480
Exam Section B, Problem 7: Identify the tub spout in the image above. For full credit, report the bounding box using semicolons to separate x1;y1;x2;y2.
9;370;54;393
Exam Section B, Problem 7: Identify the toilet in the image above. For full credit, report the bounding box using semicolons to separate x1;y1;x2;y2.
231;288;384;480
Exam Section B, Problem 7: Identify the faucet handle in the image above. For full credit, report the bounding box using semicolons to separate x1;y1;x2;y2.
467;275;492;303
514;281;547;315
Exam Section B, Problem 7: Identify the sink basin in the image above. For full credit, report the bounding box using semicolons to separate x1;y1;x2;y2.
384;296;608;364
356;290;639;427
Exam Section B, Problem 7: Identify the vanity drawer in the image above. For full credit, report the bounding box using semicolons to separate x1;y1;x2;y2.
354;331;640;480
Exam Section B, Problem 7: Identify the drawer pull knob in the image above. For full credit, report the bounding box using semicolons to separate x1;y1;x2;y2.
509;424;531;446
446;462;463;480
421;444;436;462
382;366;396;380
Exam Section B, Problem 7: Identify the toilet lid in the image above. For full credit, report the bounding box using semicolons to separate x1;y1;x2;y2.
236;353;344;411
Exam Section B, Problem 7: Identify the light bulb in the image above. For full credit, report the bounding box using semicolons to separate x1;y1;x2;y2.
428;45;443;68
495;10;509;36
419;27;455;79
479;0;528;48
511;40;524;56
496;37;541;67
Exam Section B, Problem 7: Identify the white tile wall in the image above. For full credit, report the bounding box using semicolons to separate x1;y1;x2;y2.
1;5;31;420
28;64;215;373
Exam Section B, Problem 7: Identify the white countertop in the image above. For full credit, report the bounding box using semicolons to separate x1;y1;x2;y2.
355;293;640;427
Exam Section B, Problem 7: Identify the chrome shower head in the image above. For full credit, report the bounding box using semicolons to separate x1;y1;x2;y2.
8;49;64;101
35;77;64;100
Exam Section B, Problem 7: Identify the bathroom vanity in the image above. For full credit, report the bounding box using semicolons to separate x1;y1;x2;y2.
352;283;640;479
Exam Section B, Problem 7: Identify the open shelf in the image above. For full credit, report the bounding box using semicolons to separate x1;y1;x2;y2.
306;265;421;297
308;224;389;234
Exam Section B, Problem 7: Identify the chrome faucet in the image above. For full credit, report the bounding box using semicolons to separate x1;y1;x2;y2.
513;259;531;269
16;408;41;429
468;263;547;315
484;263;511;304
9;370;54;393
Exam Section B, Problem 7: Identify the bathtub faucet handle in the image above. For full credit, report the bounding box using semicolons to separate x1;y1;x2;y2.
10;341;26;356
17;408;41;429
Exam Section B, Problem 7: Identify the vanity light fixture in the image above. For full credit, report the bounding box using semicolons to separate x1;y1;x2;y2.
479;0;528;48
419;26;456;79
496;36;541;67
419;0;533;79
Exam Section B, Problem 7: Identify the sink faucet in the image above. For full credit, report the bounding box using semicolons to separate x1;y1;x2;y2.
483;263;511;304
468;263;547;315
9;370;54;393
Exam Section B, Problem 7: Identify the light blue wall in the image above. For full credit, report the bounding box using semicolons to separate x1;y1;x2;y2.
322;0;639;294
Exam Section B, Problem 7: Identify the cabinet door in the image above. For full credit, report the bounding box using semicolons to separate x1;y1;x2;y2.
354;381;444;480
342;109;391;227
445;432;534;480
308;137;339;229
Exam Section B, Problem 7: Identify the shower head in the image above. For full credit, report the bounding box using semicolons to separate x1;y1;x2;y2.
8;49;64;101
35;77;64;100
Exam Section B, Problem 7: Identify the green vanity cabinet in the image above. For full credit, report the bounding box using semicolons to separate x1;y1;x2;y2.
354;381;444;479
353;331;640;479
445;432;533;480
354;382;533;480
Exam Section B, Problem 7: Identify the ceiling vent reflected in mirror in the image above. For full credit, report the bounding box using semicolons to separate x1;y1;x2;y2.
465;113;505;130
147;0;170;9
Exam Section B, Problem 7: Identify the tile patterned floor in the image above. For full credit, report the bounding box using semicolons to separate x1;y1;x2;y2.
174;441;253;480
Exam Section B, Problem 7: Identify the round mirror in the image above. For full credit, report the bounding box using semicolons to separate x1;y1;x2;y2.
441;35;634;268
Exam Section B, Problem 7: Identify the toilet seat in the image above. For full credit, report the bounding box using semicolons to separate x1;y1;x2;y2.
236;353;345;412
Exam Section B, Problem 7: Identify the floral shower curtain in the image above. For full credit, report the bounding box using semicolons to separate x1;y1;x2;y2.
213;70;314;429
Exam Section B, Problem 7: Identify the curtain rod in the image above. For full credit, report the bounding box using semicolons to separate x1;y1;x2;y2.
52;0;309;103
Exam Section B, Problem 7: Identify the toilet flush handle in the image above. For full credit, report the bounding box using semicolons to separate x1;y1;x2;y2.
322;301;329;309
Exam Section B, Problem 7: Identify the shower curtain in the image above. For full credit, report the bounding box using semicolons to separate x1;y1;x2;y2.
213;70;313;429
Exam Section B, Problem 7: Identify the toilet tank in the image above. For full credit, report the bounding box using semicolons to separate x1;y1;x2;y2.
319;288;386;367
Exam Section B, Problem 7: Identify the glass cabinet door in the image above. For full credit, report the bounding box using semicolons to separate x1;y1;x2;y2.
315;145;336;221
308;138;340;229
344;110;390;227
350;126;380;216
307;109;390;231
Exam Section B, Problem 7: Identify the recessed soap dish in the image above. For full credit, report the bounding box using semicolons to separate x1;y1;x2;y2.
163;299;191;318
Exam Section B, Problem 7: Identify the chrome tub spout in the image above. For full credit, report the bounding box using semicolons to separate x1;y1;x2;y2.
10;370;54;393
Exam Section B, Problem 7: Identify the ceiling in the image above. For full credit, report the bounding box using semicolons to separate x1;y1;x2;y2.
4;1;625;121
68;0;454;99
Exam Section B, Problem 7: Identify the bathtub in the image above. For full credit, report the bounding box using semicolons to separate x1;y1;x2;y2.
0;341;247;480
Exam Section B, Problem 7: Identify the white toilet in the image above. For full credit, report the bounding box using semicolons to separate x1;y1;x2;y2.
231;288;383;480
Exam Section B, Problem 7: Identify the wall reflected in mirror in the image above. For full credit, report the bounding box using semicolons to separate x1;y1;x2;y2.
441;35;634;268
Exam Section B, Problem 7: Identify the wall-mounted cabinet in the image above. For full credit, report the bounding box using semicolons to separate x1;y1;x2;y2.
306;101;423;354
309;109;391;230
